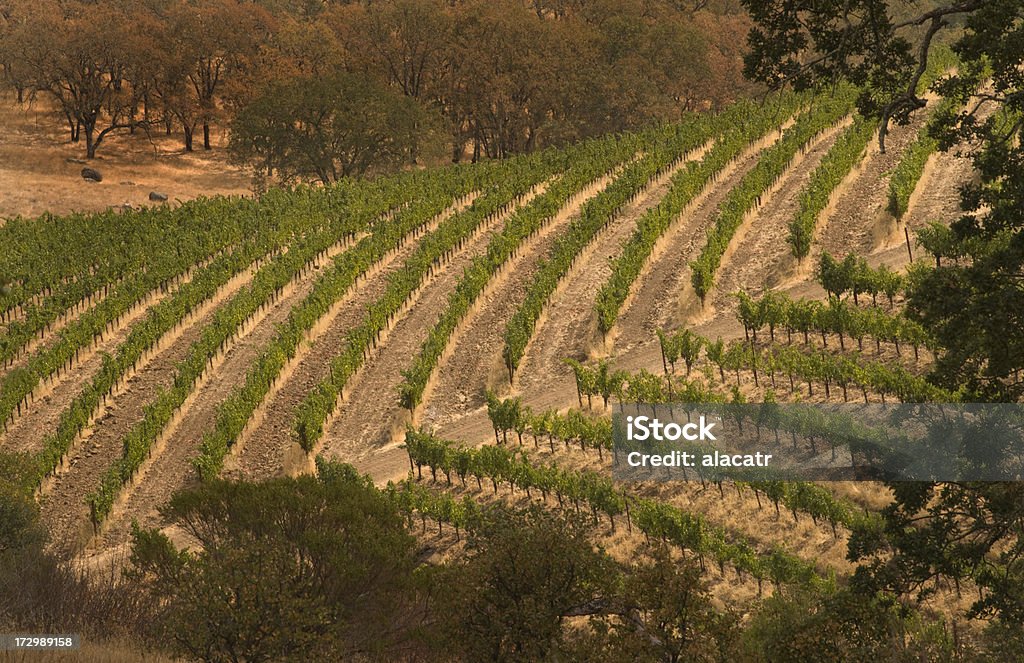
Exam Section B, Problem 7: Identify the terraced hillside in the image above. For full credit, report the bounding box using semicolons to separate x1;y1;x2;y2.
0;83;996;608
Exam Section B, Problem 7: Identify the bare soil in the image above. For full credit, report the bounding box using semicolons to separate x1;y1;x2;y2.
416;165;634;433
0;283;179;454
612;122;792;354
816;105;935;258
511;145;715;402
316;187;548;466
39;260;266;555
91;239;352;551
229;195;479;480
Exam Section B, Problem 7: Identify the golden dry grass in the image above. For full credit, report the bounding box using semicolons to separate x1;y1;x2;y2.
0;93;251;221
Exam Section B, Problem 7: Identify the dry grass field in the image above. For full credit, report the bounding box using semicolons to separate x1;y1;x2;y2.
0;94;251;221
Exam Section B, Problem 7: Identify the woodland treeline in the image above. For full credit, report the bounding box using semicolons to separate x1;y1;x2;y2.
0;0;755;178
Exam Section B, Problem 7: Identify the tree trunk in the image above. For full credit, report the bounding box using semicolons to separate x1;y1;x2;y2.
65;112;80;143
85;124;97;159
203;122;211;150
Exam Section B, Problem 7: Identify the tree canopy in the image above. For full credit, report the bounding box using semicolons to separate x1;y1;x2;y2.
128;474;426;661
229;74;436;184
741;0;1024;630
739;0;1023;400
0;0;757;166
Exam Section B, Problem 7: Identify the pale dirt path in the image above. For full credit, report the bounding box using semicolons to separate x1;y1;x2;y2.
317;188;549;466
353;119;983;489
612;126;790;355
229;196;480;481
39;260;266;556
1;280;119;376
811;97;993;272
92;239;354;551
706;120;849;316
0;283;180;454
511;144;715;403
416;166;635;434
816;104;935;259
899;133;984;236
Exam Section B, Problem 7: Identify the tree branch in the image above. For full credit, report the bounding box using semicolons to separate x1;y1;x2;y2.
891;1;988;31
878;14;944;153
